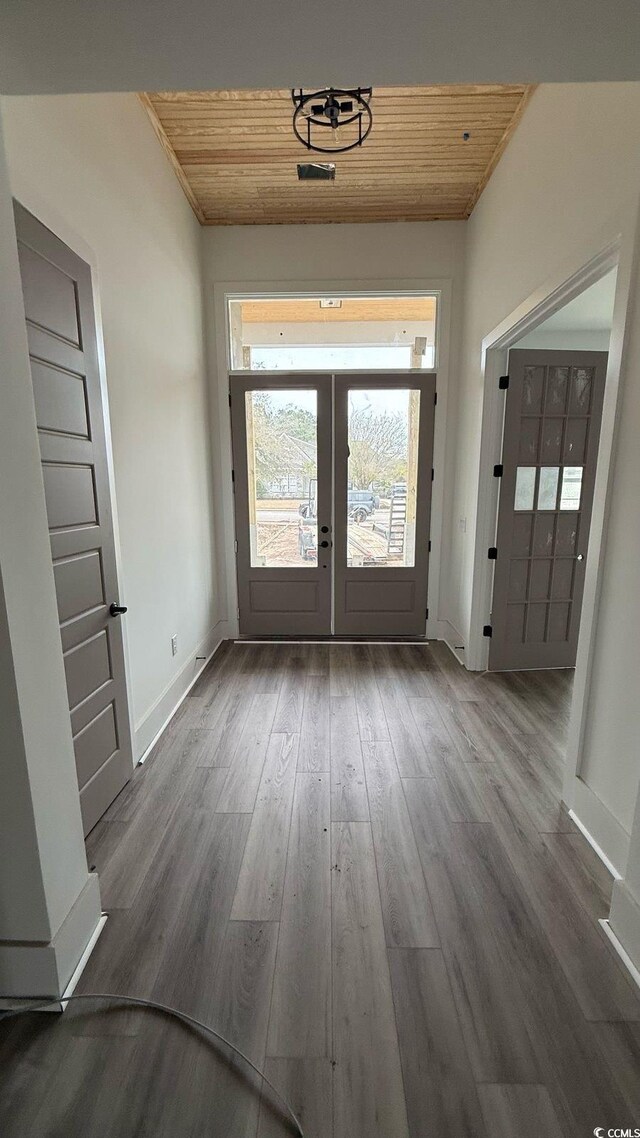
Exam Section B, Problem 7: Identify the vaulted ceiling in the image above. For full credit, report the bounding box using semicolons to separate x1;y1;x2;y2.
141;85;534;225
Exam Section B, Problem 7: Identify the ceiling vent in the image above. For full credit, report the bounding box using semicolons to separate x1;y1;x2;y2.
297;162;336;181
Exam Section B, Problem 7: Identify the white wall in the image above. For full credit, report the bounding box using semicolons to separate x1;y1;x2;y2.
202;221;466;638
452;82;640;856
1;94;219;755
515;328;611;350
2;0;640;95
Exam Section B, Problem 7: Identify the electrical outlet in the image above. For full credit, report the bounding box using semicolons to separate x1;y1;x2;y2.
171;635;178;657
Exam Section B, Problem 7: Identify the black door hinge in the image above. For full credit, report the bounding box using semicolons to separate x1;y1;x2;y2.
231;469;235;484
426;608;429;620
499;375;510;390
483;624;493;638
488;547;497;560
428;540;432;552
431;468;434;481
434;391;438;405
228;391;232;407
493;463;504;478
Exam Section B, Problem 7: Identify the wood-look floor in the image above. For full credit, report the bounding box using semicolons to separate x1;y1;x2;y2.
2;641;639;1137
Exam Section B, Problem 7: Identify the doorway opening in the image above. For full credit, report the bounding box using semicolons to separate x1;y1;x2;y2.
469;247;633;871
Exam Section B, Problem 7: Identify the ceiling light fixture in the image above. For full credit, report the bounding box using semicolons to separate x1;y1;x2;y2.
291;87;373;154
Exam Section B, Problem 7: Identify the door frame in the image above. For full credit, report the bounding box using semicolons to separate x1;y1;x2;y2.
210;277;454;644
467;223;639;862
10;192;136;770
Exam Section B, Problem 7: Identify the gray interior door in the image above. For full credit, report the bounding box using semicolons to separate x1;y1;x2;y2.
15;203;134;834
489;348;607;670
333;373;436;636
230;374;332;636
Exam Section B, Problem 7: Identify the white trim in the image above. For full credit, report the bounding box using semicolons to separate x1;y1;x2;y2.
211;276;454;644
435;618;467;665
599;919;640;993
45;913;109;1013
134;622;229;762
570;779;630;878
568;808;623;881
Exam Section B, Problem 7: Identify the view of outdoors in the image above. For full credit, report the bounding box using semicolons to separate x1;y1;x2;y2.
245;389;318;568
346;388;420;568
229;295;437;371
244;386;421;569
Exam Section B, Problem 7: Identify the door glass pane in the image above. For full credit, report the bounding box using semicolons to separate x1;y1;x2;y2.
560;466;583;510
245;389;317;567
346;388;419;567
537;466;559;510
514;467;536;511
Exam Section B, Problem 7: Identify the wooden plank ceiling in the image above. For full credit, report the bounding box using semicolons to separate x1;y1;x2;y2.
140;86;534;226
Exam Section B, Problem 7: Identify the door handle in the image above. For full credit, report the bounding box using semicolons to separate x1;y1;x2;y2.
110;603;128;616
320;540;330;548
576;553;584;562
320;525;329;534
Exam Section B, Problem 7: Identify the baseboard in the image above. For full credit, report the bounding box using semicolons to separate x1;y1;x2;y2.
134;621;230;762
0;873;102;999
570;778;630;879
434;618;468;668
603;882;640;989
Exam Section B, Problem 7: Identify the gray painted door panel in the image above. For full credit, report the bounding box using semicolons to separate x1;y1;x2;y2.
15;202;133;834
489;348;607;671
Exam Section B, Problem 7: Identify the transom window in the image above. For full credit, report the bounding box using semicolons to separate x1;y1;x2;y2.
227;294;438;371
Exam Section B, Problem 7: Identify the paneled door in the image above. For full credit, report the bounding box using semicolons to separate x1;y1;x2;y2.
230;375;333;636
231;372;436;637
489;349;607;670
15;203;134;834
333;373;436;636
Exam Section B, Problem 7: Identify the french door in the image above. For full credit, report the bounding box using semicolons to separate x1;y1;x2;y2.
230;372;436;637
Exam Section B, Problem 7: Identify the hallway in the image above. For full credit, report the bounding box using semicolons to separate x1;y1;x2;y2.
1;642;639;1136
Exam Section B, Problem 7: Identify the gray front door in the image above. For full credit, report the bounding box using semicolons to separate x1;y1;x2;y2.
15;203;134;834
333;372;436;636
230;372;436;637
489;348;607;671
230;375;333;636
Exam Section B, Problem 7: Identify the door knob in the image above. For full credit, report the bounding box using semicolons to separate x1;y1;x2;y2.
110;603;128;616
576;553;584;562
320;540;330;548
320;525;329;534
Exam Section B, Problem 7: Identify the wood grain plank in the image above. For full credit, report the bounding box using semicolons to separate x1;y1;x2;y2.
298;674;330;773
257;1058;332;1138
389;948;487;1138
231;733;299;920
331;821;410;1138
267;773;331;1057
331;733;369;822
477;1085;563;1138
216;692;278;812
144;86;534;225
468;763;640;1022
362;741;439;947
405;778;540;1081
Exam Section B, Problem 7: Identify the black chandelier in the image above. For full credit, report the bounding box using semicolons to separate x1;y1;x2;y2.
291;87;373;154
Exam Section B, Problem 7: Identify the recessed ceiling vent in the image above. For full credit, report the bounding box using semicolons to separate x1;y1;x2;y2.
297;162;336;181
